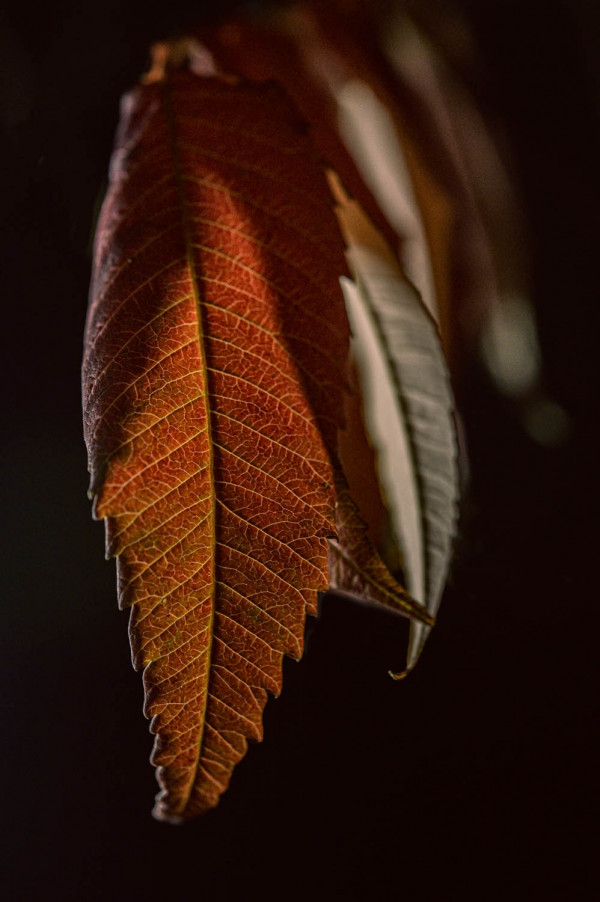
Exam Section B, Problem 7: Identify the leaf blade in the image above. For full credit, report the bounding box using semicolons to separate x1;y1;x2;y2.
83;69;349;820
330;174;459;670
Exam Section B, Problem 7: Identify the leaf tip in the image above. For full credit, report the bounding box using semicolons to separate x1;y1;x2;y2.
388;619;433;681
388;668;408;681
151;800;185;826
141;38;241;87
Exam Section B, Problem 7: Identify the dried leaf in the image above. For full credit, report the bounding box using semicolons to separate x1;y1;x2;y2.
330;173;459;671
82;67;351;821
328;471;435;632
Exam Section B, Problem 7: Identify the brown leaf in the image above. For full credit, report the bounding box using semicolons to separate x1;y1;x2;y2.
82;66;351;821
328;471;435;632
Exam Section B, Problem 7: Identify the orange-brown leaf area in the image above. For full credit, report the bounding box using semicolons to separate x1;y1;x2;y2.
328;472;435;629
82;69;350;821
199;0;500;368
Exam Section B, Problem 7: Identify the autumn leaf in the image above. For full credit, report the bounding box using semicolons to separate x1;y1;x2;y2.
83;37;443;819
82;66;356;821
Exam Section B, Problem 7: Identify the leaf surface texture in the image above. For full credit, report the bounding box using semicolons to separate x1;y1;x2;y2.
82;70;350;821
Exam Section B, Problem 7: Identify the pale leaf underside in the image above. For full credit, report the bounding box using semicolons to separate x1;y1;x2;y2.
330;174;458;671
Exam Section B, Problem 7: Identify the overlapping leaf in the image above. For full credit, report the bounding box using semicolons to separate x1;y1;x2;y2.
83;68;354;821
329;175;458;671
197;7;462;651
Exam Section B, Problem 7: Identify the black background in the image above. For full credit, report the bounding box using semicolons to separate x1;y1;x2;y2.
2;1;599;899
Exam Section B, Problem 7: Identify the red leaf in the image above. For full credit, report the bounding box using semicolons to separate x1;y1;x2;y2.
82;68;351;821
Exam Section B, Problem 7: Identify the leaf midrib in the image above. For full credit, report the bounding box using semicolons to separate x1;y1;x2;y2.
163;76;216;817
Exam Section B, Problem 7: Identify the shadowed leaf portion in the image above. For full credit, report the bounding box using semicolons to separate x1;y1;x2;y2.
328;471;435;631
82;68;349;821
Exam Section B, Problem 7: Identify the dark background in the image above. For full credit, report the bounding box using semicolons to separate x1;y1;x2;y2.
2;1;599;899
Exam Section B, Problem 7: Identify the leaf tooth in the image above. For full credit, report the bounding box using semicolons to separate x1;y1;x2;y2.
137;610;211;670
146;669;204;724
212;636;281;697
209;671;265;740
